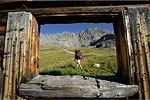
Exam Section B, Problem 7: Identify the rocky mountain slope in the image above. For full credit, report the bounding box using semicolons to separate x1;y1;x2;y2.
40;27;115;48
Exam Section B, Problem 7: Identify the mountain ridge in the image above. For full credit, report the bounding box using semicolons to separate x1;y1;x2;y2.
40;27;115;48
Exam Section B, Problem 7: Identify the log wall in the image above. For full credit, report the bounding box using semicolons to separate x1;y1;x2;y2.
121;7;150;99
0;12;39;100
0;1;149;99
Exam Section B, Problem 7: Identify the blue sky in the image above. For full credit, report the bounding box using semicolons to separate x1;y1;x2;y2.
40;23;114;34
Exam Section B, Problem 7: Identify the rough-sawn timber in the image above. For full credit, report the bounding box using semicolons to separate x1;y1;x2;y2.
19;75;138;99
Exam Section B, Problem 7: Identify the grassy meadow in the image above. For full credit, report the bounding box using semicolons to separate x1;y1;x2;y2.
39;45;117;76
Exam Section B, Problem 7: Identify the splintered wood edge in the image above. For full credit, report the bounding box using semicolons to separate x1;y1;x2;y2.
18;75;138;99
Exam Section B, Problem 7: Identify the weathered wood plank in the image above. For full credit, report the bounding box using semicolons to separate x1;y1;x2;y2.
113;13;129;83
0;6;125;15
17;12;26;94
127;8;144;99
1;11;39;100
135;9;150;100
0;2;150;16
10;12;26;100
28;15;32;81
20;12;39;82
127;7;150;99
1;1;150;10
0;6;122;24
30;16;35;77
0;5;150;24
8;12;19;100
2;12;14;100
23;12;32;82
30;17;38;78
122;10;135;85
34;17;39;76
22;13;29;82
37;23;40;75
2;12;25;100
13;12;22;100
138;7;150;99
19;75;138;99
140;7;150;85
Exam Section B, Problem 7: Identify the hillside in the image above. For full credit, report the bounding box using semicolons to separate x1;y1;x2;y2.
39;45;117;76
40;27;115;48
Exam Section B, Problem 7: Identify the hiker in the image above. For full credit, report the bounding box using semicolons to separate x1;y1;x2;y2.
75;50;83;70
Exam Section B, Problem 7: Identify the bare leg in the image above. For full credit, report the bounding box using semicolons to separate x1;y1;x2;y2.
79;64;83;71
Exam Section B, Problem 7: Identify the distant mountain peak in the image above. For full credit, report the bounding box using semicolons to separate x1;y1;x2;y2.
40;27;115;48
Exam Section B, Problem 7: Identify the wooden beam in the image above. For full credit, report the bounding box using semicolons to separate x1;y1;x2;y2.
0;4;149;24
122;10;135;85
30;16;38;78
126;7;150;99
2;12;13;100
134;9;150;100
113;13;129;84
19;75;138;99
0;1;150;10
0;6;124;15
0;6;122;24
140;7;150;89
1;11;39;100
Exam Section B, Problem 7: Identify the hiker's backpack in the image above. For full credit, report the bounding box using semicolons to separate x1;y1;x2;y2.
76;50;83;59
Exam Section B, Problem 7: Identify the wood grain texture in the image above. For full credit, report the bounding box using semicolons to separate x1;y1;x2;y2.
113;13;129;84
122;10;135;85
23;12;32;82
140;7;150;86
0;4;150;100
2;12;14;100
122;7;150;99
19;75;138;99
0;5;149;24
1;12;39;100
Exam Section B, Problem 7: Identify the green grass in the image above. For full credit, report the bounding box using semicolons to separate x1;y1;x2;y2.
40;63;88;76
39;45;117;76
